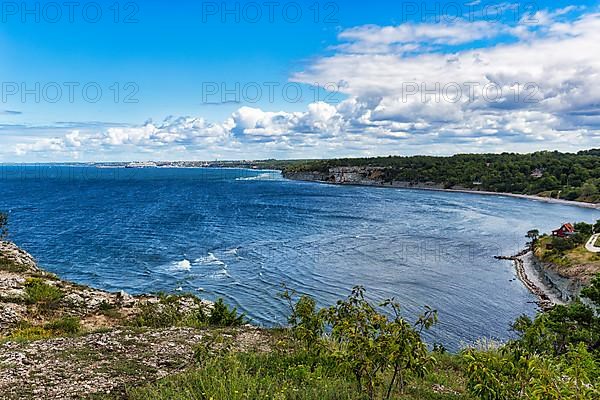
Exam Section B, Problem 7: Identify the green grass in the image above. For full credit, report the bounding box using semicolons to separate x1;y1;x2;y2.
129;295;201;329
45;315;81;334
4;316;82;342
595;236;600;248
535;236;600;268
125;348;471;400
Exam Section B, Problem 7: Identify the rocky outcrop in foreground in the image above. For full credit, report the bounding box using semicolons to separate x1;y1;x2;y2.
0;241;206;333
0;326;271;399
0;242;273;399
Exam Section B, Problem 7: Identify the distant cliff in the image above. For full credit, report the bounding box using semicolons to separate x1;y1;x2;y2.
278;150;600;204
283;167;452;190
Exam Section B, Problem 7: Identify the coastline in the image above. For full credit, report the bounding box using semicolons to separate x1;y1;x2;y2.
496;249;567;311
422;187;600;210
281;173;600;210
496;249;560;311
519;252;567;308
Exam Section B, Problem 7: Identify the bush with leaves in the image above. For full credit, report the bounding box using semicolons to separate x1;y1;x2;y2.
464;273;600;399
283;285;437;400
199;298;246;327
574;222;593;236
512;274;600;357
526;229;540;244
280;285;326;355
325;287;437;399
465;343;599;399
24;278;64;308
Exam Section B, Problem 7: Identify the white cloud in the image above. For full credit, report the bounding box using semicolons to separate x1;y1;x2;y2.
6;8;600;161
335;20;506;54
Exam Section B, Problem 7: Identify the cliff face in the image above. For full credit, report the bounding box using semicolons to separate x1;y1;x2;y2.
283;167;450;189
527;253;584;303
284;167;388;185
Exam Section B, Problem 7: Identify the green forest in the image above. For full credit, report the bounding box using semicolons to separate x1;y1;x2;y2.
275;149;600;203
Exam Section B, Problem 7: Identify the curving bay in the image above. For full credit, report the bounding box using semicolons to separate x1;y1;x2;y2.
1;165;599;350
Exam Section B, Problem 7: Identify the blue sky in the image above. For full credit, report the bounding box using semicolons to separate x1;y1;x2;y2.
1;0;600;161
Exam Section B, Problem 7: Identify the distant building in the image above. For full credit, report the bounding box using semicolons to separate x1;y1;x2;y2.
126;161;157;168
552;223;576;238
531;168;544;178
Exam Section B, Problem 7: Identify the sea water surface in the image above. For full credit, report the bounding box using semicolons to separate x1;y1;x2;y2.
1;165;599;349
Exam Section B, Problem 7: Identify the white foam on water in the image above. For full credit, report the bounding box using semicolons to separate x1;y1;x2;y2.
224;247;239;255
170;259;192;271
235;172;277;181
209;268;231;280
196;252;227;267
224;247;244;259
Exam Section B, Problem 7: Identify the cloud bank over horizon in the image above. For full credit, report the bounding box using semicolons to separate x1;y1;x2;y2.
4;4;600;161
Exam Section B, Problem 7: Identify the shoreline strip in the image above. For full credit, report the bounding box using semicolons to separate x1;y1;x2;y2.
496;250;565;311
284;176;600;210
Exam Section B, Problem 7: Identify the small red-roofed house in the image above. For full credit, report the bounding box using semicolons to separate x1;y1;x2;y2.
552;223;576;238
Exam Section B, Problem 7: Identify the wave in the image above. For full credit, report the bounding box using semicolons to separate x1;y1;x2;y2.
209;268;231;280
170;259;192;271
224;247;245;259
195;252;227;267
235;172;279;181
224;247;239;255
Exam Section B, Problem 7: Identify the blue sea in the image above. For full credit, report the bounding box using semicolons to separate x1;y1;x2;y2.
1;165;599;349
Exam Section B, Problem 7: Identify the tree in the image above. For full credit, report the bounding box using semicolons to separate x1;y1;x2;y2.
581;182;598;198
594;220;600;234
581;274;600;307
574;222;593;235
526;229;540;243
0;212;7;240
324;286;436;399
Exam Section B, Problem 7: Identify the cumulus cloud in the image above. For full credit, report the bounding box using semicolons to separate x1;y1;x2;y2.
335;20;507;54
7;7;600;161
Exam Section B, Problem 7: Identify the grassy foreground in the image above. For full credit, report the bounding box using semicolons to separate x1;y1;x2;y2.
119;279;600;400
125;347;470;400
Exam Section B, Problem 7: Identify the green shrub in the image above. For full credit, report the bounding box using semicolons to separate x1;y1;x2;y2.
464;344;600;399
280;286;325;354
24;278;63;307
281;286;437;400
464;274;600;399
574;222;593;235
326;287;437;399
130;300;189;328
199;298;246;327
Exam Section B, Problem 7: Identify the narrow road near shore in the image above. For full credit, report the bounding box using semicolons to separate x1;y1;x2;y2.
585;233;600;253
